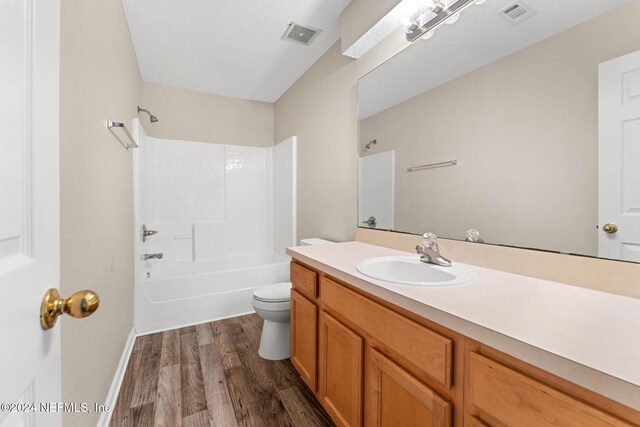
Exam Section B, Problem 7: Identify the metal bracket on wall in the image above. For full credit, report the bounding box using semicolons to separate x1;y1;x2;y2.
107;119;138;150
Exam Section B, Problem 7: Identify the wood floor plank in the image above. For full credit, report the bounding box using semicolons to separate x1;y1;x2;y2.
154;364;182;427
180;325;196;335
181;332;200;366
160;329;181;368
199;342;238;427
183;410;211;427
224;365;267;427
237;315;263;352
195;322;214;346
148;332;164;354
212;321;241;370
235;340;294;426
181;362;208;418
279;386;334;427
268;358;308;393
132;334;149;353
130;333;163;407
130;402;156;426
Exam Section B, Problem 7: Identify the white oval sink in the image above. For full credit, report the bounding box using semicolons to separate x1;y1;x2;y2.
356;256;477;286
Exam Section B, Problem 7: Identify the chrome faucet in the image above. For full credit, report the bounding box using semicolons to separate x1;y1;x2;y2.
416;233;452;267
143;253;164;261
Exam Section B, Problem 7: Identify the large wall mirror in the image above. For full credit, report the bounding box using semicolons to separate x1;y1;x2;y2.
357;0;640;263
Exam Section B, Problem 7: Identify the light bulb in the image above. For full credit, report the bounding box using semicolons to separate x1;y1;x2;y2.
422;30;435;40
445;13;460;24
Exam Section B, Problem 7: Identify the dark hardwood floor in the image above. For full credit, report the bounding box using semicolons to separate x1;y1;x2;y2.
110;314;334;427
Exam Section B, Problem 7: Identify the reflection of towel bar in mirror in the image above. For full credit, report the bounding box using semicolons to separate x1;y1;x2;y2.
406;160;457;172
107;119;138;150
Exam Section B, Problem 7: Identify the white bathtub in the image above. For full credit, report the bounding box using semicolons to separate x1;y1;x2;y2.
135;252;290;333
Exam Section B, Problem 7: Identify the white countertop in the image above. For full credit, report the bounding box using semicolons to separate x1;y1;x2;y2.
287;241;640;408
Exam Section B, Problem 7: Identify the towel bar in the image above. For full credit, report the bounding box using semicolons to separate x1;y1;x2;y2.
107;119;138;150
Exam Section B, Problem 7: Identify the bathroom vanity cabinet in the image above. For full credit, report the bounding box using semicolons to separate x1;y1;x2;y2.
289;260;640;427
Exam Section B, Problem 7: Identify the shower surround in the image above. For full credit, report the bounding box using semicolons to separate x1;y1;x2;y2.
132;119;296;333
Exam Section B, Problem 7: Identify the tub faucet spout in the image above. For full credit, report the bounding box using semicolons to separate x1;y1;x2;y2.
143;253;164;261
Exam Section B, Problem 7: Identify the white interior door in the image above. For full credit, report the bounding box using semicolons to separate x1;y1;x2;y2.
358;150;395;230
599;50;640;262
0;0;62;426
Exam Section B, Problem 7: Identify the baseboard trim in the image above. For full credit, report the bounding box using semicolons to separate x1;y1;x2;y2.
98;327;137;427
136;309;256;336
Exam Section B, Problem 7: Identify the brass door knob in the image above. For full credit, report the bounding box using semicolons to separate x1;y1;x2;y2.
40;289;100;330
602;223;618;234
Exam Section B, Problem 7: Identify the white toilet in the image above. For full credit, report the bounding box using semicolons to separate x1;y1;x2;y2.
252;238;334;360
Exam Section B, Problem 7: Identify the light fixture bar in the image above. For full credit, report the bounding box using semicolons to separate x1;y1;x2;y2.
406;0;476;42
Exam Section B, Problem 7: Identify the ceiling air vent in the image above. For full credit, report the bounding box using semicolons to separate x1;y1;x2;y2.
499;1;537;25
281;22;322;46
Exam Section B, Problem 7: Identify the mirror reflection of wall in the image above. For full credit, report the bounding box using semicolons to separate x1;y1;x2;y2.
357;0;640;262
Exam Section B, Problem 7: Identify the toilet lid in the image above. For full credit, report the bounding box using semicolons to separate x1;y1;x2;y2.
253;282;292;303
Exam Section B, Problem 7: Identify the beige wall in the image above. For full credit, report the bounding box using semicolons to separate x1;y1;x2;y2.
59;0;141;425
275;42;358;243
359;2;640;257
142;82;274;147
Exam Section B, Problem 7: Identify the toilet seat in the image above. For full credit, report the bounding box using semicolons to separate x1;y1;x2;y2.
252;298;290;312
252;282;292;303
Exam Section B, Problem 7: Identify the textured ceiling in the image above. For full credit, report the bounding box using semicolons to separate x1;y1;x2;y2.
359;0;630;119
122;0;351;103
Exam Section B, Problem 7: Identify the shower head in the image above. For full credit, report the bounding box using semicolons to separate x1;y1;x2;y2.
137;106;158;123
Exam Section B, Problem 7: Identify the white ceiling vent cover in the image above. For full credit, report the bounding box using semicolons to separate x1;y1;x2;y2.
282;22;322;46
499;1;537;25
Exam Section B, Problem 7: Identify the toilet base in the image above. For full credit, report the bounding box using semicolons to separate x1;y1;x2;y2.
258;319;290;360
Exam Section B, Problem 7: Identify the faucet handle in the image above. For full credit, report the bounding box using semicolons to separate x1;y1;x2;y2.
422;232;439;250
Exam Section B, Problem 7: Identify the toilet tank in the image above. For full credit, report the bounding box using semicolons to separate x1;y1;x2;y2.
300;238;334;246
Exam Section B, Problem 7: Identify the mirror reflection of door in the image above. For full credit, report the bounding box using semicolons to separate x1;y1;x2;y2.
598;49;640;262
358;150;395;230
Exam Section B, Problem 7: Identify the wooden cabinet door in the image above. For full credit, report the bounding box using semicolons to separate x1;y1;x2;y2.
365;348;452;427
290;289;318;391
319;311;364;427
466;352;633;427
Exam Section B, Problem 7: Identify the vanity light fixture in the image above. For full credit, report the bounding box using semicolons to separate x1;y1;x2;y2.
406;0;481;42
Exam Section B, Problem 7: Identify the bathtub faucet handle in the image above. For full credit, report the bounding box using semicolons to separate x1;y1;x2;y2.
142;224;158;242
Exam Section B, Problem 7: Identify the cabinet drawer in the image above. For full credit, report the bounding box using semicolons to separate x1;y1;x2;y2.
291;262;317;299
467;352;632;426
320;276;453;389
